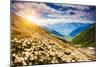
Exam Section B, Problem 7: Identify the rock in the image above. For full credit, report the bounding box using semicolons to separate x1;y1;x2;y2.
11;36;96;66
64;51;71;55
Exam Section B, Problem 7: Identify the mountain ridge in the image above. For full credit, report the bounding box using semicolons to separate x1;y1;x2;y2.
71;24;96;47
47;22;92;38
11;14;96;66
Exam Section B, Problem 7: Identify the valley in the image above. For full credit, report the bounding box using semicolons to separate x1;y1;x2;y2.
11;14;96;66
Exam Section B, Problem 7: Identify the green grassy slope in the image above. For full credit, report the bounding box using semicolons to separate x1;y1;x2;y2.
71;24;96;47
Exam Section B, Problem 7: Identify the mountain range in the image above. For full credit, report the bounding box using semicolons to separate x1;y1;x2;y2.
71;24;96;47
11;14;96;66
45;22;93;40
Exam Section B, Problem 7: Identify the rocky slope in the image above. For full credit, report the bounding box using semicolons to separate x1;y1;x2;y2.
11;14;96;66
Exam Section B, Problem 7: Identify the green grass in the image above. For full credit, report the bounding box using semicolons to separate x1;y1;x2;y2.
71;24;96;47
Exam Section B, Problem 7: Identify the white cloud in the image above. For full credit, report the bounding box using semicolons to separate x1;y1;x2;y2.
12;2;60;18
54;3;90;10
25;15;94;26
11;2;95;26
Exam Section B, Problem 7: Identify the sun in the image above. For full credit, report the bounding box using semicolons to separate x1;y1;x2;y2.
26;15;41;25
25;15;48;26
26;16;38;22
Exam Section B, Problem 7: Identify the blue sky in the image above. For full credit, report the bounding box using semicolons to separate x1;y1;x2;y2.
11;2;96;26
11;1;96;38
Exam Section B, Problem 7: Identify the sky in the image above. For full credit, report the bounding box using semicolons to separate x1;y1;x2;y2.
11;1;96;26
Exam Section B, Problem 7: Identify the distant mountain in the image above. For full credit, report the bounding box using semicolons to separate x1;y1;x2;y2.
47;22;92;38
43;26;71;40
71;24;96;47
69;25;91;38
11;14;96;66
42;26;65;37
